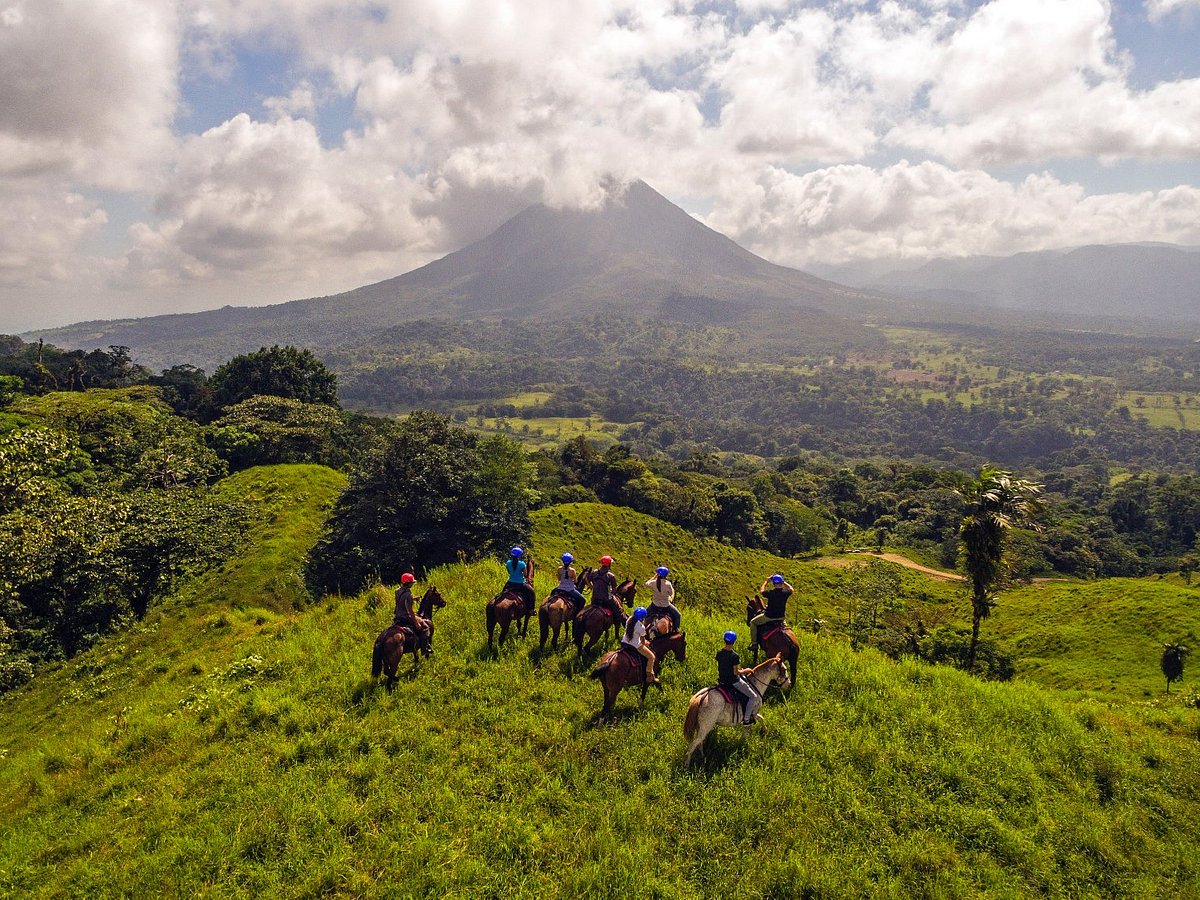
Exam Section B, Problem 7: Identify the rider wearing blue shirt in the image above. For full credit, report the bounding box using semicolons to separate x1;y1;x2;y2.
502;547;537;614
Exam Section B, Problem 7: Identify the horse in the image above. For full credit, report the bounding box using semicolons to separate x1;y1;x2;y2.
590;620;687;716
572;578;637;654
683;654;791;767
538;566;590;651
371;586;446;686
746;594;800;683
487;585;532;648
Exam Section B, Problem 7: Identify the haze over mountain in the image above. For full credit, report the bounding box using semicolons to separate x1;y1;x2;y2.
30;181;882;371
810;244;1200;324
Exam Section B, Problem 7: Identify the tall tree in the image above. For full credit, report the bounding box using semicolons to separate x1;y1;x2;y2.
958;466;1043;672
1161;643;1188;694
208;346;339;413
305;411;534;597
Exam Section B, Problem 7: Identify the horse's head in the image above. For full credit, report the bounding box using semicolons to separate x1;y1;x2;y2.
616;579;637;608
769;653;791;692
420;586;447;616
745;595;762;625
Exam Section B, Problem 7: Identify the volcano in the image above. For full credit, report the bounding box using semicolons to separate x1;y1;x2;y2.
33;180;884;369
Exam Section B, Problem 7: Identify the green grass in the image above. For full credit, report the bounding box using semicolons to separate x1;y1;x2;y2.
2;474;1199;897
1117;393;1200;430
990;578;1200;700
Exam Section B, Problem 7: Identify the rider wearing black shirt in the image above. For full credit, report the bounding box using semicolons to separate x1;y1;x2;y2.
717;631;759;725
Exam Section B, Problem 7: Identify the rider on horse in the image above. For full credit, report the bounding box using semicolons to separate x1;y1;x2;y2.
644;566;680;632
621;606;660;685
552;552;587;615
717;631;760;725
502;546;537;615
588;555;622;621
393;573;431;652
749;573;793;652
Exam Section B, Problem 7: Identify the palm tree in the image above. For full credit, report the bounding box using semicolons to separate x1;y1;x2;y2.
958;466;1043;672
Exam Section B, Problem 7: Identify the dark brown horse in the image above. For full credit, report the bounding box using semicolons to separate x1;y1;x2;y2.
538;565;591;651
746;594;799;683
572;578;637;653
590;621;687;716
371;587;446;685
487;561;536;648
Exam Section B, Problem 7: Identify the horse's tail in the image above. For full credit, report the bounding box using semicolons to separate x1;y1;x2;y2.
683;693;704;742
538;605;550;642
572;611;585;650
371;633;386;680
485;601;497;637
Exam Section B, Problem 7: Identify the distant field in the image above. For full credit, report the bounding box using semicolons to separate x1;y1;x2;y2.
1117;392;1200;430
466;414;627;448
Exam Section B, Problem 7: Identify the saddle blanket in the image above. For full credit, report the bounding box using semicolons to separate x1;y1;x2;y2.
760;621;789;643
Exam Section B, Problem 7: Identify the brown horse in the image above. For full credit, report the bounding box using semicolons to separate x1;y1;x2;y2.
572;578;637;653
538;566;591;651
371;587;446;686
487;565;539;648
590;621;687;716
746;595;799;683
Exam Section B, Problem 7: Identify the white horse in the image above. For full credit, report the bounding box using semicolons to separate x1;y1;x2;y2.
683;654;792;767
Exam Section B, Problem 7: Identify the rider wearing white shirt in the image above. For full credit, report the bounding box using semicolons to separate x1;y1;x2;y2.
621;606;659;685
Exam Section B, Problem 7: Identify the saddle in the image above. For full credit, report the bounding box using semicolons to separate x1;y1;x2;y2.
713;685;738;706
581;603;618;623
760;621;790;644
491;589;523;608
619;645;646;669
711;684;753;720
645;609;675;633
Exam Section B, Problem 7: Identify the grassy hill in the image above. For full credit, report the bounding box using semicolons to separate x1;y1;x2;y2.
2;470;1199;897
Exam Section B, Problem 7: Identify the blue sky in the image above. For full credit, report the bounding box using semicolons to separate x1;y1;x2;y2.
1;0;1198;331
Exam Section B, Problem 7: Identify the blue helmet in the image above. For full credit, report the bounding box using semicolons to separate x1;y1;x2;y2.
724;631;738;643
561;552;574;564
656;566;669;577
771;573;784;585
510;547;524;558
633;606;648;621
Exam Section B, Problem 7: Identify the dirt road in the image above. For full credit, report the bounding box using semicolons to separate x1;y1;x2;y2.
817;552;965;582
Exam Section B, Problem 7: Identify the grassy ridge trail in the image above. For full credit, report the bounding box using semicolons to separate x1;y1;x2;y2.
1;473;1198;897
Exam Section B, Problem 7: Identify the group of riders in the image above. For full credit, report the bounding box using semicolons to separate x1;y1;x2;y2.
390;546;795;725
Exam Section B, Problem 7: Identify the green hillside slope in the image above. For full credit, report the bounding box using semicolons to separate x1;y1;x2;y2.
2;479;1198;897
992;579;1200;699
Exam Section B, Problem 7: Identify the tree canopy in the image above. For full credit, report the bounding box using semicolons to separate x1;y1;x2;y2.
209;345;339;412
305;411;535;597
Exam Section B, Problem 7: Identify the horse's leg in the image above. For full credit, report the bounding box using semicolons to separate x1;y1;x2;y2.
601;673;616;717
639;681;648;709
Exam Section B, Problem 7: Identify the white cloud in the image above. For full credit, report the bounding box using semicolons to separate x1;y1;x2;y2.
2;0;1200;329
1146;0;1200;20
706;161;1200;265
0;0;178;189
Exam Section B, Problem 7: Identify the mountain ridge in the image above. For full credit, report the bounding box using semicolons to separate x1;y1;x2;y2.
810;243;1200;324
29;180;884;370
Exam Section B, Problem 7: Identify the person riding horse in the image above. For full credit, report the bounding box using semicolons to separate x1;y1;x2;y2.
587;555;623;621
717;631;760;725
621;606;660;685
551;552;587;615
500;546;537;615
644;566;680;632
393;573;431;653
749;573;793;652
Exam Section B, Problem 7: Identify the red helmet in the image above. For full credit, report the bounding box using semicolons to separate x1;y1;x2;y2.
400;573;415;584
599;555;613;566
